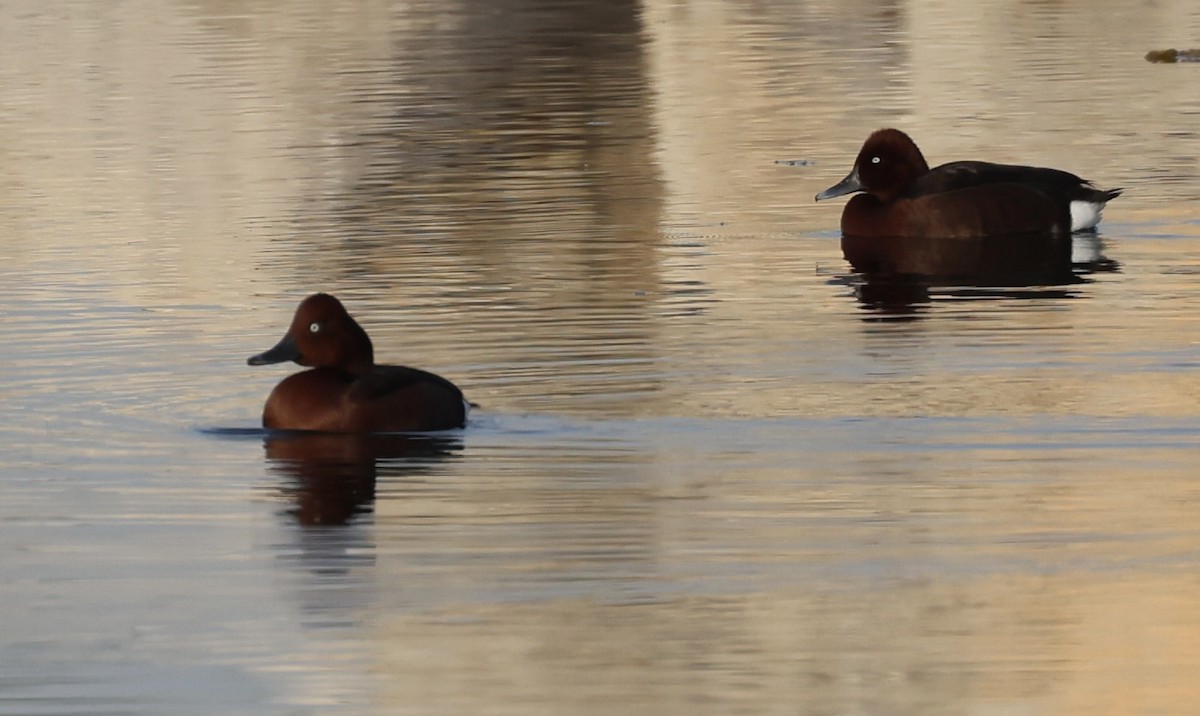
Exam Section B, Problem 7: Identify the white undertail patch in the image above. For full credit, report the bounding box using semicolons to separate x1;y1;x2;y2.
1070;200;1103;232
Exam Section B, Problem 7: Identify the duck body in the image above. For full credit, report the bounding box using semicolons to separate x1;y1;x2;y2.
816;129;1121;239
249;293;467;433
260;365;466;433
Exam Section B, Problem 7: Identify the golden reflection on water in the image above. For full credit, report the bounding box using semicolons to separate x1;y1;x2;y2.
361;426;1200;715
3;0;1200;713
373;572;1200;715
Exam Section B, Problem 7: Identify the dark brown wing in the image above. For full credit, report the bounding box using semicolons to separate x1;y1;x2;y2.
347;365;467;431
351;365;464;403
913;161;1118;204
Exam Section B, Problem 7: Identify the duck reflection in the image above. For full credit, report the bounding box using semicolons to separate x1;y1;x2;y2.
843;230;1074;283
264;432;462;526
844;230;1119;316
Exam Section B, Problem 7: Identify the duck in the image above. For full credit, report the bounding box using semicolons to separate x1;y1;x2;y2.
815;128;1120;239
248;293;467;433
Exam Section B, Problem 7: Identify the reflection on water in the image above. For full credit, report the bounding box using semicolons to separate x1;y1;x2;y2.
844;231;1122;316
265;432;462;526
843;230;1076;283
3;0;1200;714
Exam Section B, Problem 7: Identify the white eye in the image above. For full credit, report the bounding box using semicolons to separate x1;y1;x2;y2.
870;156;881;164
309;322;321;333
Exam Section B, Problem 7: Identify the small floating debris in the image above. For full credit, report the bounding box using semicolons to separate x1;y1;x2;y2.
775;159;813;166
1145;48;1200;63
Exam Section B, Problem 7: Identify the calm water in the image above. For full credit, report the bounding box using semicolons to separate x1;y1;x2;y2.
3;0;1200;713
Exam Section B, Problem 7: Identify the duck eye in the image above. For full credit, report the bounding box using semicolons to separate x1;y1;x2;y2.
870;156;881;164
309;322;321;333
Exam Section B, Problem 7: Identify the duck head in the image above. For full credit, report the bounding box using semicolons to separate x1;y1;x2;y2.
249;293;375;374
815;128;931;204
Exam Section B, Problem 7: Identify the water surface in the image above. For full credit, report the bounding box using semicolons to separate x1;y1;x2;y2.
3;0;1200;714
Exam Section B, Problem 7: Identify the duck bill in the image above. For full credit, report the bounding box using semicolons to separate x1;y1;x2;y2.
815;168;863;202
248;333;301;366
